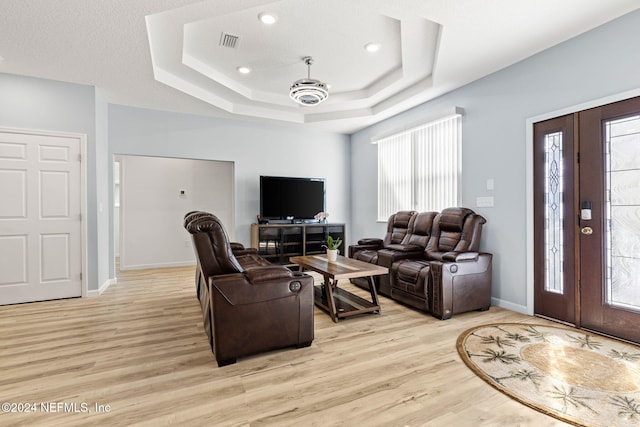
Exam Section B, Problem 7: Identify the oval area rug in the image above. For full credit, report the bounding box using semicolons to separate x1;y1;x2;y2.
457;323;640;427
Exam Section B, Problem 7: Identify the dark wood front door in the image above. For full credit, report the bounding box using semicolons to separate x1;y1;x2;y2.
533;114;576;324
534;96;640;343
579;97;640;343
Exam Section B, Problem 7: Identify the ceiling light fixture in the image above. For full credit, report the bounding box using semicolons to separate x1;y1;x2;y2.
364;42;381;53
289;56;328;106
258;12;277;25
237;66;251;74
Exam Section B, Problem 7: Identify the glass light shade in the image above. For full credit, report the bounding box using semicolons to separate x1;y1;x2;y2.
289;79;329;106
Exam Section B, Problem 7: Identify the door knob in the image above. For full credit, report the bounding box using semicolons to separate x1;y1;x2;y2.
581;227;593;235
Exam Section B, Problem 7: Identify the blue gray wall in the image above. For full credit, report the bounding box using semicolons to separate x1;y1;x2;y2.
108;105;351;277
0;73;109;292
350;9;640;311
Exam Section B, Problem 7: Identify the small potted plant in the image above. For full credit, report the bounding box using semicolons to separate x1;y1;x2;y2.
323;235;342;262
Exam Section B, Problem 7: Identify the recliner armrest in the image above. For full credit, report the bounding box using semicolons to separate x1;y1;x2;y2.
358;238;383;246
443;251;479;262
230;242;259;256
230;242;246;251
348;241;383;258
427;253;492;319
377;248;424;268
244;265;293;283
210;271;312;305
384;243;423;252
233;248;259;256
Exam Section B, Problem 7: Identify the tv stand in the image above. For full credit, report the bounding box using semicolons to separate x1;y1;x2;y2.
250;223;346;266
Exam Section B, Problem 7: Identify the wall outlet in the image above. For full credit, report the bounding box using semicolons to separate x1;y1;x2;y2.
476;196;494;208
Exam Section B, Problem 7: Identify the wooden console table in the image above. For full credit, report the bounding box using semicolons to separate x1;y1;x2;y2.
289;254;387;323
251;223;345;266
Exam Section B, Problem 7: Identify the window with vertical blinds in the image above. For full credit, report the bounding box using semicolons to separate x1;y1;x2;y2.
375;113;462;221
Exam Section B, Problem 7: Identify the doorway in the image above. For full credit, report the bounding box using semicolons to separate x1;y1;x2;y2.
533;96;640;343
113;155;234;271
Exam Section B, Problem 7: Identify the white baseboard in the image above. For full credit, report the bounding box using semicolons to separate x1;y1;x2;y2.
118;261;196;271
491;297;529;315
87;278;117;297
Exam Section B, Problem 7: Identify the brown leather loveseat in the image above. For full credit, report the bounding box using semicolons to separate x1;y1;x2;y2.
349;211;437;297
184;212;314;366
349;207;492;319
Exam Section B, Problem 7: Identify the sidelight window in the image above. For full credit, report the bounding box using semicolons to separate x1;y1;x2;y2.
543;131;564;294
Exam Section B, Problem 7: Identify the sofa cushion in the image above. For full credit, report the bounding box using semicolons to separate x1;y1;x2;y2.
387;210;416;244
394;260;430;297
401;211;437;248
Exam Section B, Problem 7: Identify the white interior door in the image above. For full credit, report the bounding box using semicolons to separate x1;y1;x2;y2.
0;129;83;305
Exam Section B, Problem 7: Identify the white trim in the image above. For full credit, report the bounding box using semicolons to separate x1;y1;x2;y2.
80;133;88;298
118;261;196;271
88;278;117;297
370;106;464;143
525;88;640;316
492;297;528;315
0;126;88;300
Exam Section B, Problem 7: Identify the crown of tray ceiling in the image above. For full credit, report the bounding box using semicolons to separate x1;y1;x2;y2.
146;0;440;126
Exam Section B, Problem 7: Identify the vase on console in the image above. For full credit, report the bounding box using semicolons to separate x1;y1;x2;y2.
314;211;329;223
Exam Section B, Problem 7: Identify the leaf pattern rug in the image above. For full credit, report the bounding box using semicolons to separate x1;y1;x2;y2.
457;323;640;426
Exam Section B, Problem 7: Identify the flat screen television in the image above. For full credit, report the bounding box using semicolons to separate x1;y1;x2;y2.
260;176;325;220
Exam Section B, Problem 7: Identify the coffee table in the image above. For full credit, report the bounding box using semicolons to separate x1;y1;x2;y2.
289;254;388;322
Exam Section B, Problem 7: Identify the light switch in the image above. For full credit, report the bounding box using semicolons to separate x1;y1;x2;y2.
486;179;494;191
476;196;494;208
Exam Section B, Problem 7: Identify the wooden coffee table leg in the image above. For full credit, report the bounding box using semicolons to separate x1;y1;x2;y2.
323;275;339;323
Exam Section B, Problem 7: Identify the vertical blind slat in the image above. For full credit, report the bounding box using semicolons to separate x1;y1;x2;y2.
377;114;461;220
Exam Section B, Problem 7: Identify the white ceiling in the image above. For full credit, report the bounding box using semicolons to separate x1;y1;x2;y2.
1;0;638;134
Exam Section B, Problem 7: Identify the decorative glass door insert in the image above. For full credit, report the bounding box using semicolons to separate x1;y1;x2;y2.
604;115;640;310
533;114;575;324
544;131;564;294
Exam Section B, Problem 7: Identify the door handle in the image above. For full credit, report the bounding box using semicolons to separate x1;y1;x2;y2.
581;227;593;235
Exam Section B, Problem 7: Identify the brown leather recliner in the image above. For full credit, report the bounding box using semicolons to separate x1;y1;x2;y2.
348;210;417;295
375;211;438;295
185;213;314;366
184;211;267;306
390;207;492;319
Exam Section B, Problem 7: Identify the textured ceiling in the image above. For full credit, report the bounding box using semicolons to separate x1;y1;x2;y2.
1;0;639;133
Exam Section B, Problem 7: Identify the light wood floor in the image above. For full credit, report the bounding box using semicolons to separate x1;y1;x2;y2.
0;266;571;426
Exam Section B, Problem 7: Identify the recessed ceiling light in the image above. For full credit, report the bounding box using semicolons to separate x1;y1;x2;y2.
237;66;251;74
0;55;5;63
364;43;381;53
258;12;277;25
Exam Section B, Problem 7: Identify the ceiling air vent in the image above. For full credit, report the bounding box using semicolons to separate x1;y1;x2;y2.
219;32;239;49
